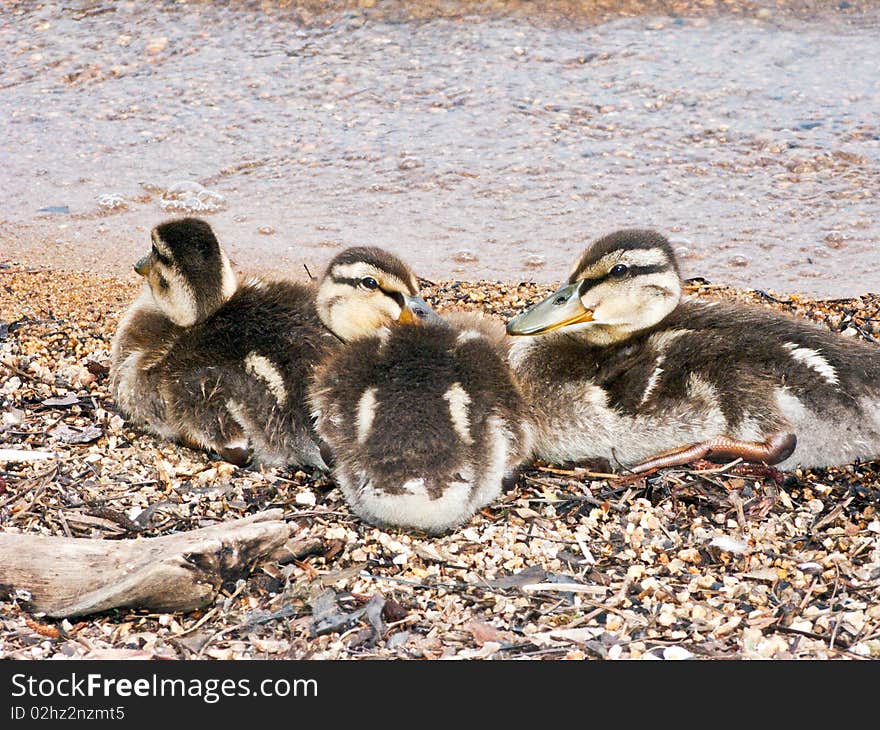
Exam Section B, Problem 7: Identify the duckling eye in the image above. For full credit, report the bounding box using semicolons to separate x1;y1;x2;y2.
360;277;379;290
610;264;629;278
554;295;567;306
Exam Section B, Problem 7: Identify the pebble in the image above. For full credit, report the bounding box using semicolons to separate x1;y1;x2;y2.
807;499;825;514
145;37;168;55
452;249;479;264
159;181;226;213
824;232;845;249
397;157;424;171
96;193;129;211
662;646;694;660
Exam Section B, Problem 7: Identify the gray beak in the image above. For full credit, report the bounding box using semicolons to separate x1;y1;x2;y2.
506;282;594;336
398;295;443;326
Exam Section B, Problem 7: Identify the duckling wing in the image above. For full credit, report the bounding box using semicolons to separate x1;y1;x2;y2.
638;300;880;468
156;281;334;467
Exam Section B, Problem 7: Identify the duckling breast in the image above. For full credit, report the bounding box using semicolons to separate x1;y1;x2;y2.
110;289;184;438
310;319;530;533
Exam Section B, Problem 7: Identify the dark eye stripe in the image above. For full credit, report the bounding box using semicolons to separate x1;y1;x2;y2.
333;276;405;304
333;276;370;288
578;264;669;292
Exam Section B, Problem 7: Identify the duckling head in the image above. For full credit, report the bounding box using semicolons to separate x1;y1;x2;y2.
135;217;238;326
315;246;440;342
507;229;682;345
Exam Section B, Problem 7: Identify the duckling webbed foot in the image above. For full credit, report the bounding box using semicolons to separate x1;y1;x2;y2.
217;444;252;467
570;457;613;474
627;432;797;475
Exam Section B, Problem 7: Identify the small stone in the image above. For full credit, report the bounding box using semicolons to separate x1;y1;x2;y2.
145;37;168;54
797;562;823;575
710;535;749;554
160;181;226;213
452;249;478;264
824;232;845;249
397;157;423;171
807;499;824;514
1;376;22;394
96;193;129;211
2;407;25;426
662;646;694;660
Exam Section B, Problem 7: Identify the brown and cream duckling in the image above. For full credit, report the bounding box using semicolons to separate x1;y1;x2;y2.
110;217;338;468
111;220;437;469
310;269;532;535
506;229;880;473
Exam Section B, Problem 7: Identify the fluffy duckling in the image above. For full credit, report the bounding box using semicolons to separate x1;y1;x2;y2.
310;274;532;535
506;229;880;472
110;217;334;468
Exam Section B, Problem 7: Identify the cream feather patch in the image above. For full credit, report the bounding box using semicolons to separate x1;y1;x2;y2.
244;352;288;404
783;342;839;385
356;387;378;444
443;382;473;445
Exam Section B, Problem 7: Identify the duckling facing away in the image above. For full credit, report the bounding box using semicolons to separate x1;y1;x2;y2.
310;274;532;535
110;217;334;468
506;229;880;473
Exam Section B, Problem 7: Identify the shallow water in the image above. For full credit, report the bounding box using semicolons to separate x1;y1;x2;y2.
1;1;879;297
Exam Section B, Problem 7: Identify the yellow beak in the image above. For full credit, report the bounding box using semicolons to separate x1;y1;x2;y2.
506;282;594;336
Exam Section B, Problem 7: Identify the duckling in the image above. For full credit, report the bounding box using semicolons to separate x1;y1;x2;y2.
505;228;880;473
110;217;335;468
310;276;532;534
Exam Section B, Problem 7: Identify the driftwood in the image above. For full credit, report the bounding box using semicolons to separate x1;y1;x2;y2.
0;449;58;462
0;509;314;618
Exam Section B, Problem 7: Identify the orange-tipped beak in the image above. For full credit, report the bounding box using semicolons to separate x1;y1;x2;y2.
398;295;442;325
506;282;595;336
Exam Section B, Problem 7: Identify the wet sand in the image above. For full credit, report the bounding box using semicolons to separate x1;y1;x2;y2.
1;0;879;297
